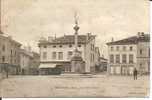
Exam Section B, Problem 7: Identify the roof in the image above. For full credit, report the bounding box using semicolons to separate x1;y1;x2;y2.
38;35;96;46
0;32;22;46
107;34;150;45
20;49;33;58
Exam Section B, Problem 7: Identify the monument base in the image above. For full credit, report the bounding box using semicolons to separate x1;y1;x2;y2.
71;55;85;73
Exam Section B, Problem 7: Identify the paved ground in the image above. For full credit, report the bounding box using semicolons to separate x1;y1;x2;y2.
0;74;150;98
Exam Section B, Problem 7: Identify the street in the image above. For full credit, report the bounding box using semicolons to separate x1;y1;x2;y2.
0;75;150;98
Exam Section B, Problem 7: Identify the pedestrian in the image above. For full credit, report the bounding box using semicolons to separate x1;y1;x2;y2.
133;68;138;80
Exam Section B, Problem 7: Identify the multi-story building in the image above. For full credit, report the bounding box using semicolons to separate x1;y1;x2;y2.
106;32;150;75
38;33;99;74
0;32;21;75
20;47;33;75
29;51;40;75
20;46;40;75
99;57;108;72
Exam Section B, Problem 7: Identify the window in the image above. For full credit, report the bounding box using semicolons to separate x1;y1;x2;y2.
44;45;47;48
123;46;126;51
129;54;134;63
58;52;63;60
14;51;16;56
42;52;47;60
91;44;94;51
90;54;92;62
65;66;71;72
149;48;150;57
110;54;114;63
140;63;142;69
78;44;81;47
90;44;92;50
52;52;56;59
68;51;73;59
116;46;119;51
116;54;120;63
2;56;5;62
2;45;5;52
11;50;13;55
53;45;56;48
122;54;127;63
92;54;94;62
79;51;82;56
92;44;94;51
130;46;133;51
111;46;114;51
140;49;142;55
90;53;94;62
69;44;72;48
59;45;62;48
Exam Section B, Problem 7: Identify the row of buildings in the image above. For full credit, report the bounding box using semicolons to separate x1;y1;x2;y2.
0;12;149;76
0;31;40;76
0;29;149;76
1;31;149;76
38;32;150;75
37;18;150;75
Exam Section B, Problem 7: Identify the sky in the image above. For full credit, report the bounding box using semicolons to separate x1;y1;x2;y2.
1;0;150;58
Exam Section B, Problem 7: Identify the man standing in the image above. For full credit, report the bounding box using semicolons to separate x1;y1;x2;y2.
133;68;138;80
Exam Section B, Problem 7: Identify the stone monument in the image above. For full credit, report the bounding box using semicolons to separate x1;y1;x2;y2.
71;14;85;73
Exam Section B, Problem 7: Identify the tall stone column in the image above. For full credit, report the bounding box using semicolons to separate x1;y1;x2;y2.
71;15;85;73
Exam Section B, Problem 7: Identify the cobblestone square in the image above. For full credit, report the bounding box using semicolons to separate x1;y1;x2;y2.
0;75;150;98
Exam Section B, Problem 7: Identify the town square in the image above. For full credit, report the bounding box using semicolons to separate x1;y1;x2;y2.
0;75;150;97
0;0;150;98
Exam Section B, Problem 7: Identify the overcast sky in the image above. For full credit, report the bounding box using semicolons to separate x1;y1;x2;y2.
1;0;150;58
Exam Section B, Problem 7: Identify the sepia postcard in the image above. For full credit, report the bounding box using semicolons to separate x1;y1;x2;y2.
0;0;150;98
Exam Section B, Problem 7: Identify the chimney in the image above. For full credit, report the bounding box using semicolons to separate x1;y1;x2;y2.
137;32;141;37
111;37;114;42
141;32;144;36
87;33;91;40
48;36;53;42
137;32;144;38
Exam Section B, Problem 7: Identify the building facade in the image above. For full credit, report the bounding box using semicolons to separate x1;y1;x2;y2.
29;52;40;75
107;32;150;75
20;47;33;75
0;32;21;75
20;46;40;75
98;57;108;72
38;33;99;74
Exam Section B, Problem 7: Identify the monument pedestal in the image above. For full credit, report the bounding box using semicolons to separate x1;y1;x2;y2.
71;49;85;73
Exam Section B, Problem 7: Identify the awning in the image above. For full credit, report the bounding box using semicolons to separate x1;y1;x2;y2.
39;63;57;69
